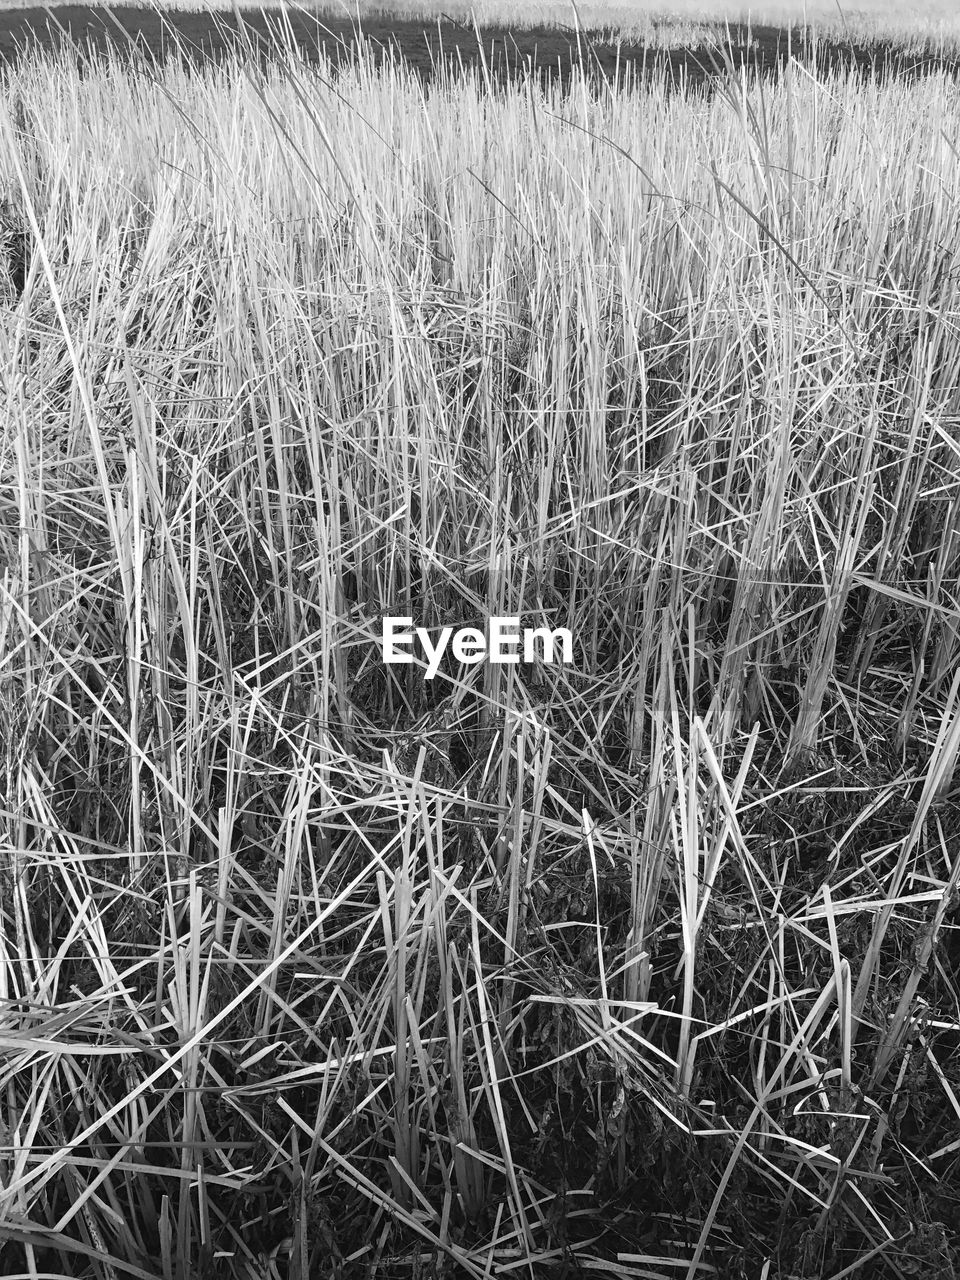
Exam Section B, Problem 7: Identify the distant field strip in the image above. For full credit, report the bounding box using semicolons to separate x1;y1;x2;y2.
0;0;957;50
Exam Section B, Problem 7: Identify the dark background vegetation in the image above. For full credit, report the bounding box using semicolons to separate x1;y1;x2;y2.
0;5;957;88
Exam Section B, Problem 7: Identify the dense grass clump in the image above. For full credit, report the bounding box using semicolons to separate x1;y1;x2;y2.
1;24;960;1280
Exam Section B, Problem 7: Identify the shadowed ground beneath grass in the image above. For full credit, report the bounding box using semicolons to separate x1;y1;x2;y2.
0;6;958;87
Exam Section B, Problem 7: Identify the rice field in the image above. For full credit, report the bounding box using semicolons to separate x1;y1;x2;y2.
1;8;960;1280
0;5;957;89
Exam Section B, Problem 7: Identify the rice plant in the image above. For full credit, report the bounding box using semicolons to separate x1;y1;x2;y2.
0;17;959;1280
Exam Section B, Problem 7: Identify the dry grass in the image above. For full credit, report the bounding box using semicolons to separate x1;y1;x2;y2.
0;19;960;1280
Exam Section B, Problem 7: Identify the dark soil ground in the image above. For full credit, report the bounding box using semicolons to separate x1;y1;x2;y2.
0;5;957;90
